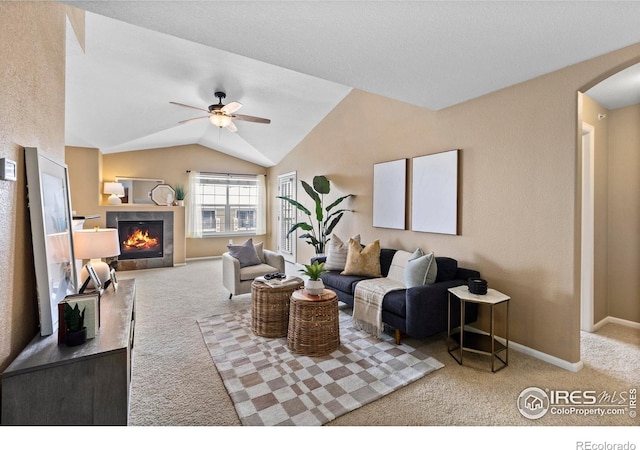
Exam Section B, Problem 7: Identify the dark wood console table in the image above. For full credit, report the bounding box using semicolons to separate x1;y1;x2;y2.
1;279;136;425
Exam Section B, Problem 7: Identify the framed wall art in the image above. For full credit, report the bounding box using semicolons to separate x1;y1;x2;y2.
411;149;459;235
25;147;78;336
373;159;407;229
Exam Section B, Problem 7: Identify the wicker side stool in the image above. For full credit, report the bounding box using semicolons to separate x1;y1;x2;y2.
287;289;340;356
251;278;304;337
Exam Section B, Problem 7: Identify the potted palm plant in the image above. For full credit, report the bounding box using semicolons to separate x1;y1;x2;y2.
277;175;353;255
299;260;329;295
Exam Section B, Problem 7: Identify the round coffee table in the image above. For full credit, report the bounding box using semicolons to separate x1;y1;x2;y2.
251;277;304;337
287;289;340;356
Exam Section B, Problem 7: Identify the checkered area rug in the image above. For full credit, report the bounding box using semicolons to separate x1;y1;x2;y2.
197;308;443;426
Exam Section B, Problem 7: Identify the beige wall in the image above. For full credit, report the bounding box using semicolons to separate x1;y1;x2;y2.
607;103;640;322
66;144;267;259
0;3;68;374
269;43;640;364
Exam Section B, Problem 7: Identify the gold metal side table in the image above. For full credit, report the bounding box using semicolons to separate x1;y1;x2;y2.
447;285;510;373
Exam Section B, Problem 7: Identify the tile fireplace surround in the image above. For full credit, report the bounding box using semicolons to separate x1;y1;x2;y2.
106;211;174;270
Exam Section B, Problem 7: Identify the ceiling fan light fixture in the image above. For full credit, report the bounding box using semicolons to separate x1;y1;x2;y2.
209;114;232;128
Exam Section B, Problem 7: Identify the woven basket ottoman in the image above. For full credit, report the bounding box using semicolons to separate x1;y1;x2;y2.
251;277;304;338
287;289;340;356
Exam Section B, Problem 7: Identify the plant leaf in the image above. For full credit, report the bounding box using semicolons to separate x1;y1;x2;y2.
277;196;311;216
301;181;324;222
286;222;313;237
313;175;330;195
324;213;344;236
325;194;352;212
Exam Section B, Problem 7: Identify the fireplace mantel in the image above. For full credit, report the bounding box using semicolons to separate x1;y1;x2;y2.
100;205;186;266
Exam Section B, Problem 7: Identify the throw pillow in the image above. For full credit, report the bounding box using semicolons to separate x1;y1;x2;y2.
404;251;438;288
254;241;265;263
227;238;261;268
324;234;361;271
387;248;424;285
341;239;382;277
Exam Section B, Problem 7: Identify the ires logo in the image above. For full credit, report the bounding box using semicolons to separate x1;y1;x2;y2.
518;387;637;420
549;390;598;405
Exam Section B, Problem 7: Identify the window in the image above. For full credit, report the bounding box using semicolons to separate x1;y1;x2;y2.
277;172;296;261
187;172;264;237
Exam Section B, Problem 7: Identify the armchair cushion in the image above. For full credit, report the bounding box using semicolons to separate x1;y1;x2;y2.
227;238;261;268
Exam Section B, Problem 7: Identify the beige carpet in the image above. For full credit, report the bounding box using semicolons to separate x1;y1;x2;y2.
121;258;640;429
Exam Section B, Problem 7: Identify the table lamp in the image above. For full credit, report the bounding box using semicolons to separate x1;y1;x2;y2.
73;228;121;289
104;182;125;205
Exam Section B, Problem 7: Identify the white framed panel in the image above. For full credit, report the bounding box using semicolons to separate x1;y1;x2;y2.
411;149;459;235
373;159;406;229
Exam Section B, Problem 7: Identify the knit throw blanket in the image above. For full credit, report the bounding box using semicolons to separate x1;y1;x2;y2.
352;278;405;338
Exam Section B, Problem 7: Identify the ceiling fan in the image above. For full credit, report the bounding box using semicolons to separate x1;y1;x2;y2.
170;91;271;132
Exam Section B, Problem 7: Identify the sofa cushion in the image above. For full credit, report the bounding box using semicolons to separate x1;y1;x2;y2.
321;271;372;294
379;248;397;277
404;252;437;288
227;238;261;268
324;234;360;271
435;257;458;282
341;239;382;277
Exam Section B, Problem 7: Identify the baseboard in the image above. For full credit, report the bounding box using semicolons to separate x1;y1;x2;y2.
465;325;584;373
592;315;640;331
186;256;221;262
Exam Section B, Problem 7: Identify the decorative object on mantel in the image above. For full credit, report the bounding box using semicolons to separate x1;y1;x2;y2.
174;184;185;206
150;183;175;206
73;228;120;289
103;182;125;205
277;175;353;255
299;260;329;295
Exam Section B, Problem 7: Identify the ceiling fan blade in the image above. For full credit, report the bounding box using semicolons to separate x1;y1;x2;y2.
170;101;211;114
232;114;271;124
221;101;242;114
178;115;210;124
226;121;238;133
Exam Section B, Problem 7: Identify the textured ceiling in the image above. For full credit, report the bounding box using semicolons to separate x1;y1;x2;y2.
62;1;640;166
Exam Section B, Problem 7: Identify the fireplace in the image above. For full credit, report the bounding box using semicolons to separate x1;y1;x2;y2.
118;220;163;260
106;211;174;270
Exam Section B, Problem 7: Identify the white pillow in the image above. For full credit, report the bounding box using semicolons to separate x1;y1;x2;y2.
324;234;360;271
387;248;424;286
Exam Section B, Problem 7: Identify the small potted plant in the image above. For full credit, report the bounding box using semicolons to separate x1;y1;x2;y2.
299;260;329;295
64;303;87;346
175;184;186;206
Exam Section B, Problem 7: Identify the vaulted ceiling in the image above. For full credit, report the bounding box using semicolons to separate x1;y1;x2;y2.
62;1;640;167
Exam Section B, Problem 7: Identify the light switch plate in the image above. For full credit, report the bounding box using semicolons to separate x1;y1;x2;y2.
0;158;17;181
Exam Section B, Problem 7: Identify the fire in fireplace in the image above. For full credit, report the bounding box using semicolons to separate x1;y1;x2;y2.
117;220;164;260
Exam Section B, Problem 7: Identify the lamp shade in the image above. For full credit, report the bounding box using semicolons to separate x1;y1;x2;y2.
73;228;121;260
103;182;125;196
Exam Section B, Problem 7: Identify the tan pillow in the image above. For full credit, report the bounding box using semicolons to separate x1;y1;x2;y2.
341;239;382;277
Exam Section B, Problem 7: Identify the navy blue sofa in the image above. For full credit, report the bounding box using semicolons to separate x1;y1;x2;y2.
314;248;479;344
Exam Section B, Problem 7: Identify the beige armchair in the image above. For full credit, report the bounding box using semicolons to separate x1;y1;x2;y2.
222;249;285;298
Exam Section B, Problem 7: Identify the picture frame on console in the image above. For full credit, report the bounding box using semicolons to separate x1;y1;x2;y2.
25;147;78;337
